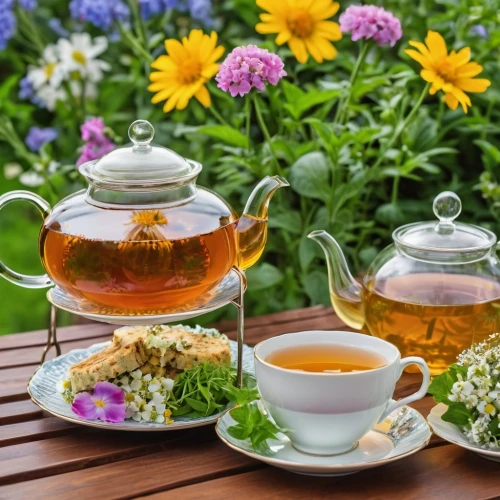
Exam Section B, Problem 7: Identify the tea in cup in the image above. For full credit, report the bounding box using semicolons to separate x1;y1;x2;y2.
254;330;430;456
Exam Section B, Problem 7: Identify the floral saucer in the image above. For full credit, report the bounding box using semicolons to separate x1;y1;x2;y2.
28;339;254;431
428;403;500;462
216;401;431;477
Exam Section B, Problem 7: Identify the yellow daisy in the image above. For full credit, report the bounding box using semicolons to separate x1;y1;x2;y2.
149;30;224;113
405;30;491;113
255;0;342;64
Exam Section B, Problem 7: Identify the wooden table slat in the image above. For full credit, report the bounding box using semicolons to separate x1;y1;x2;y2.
0;400;43;426
141;445;500;500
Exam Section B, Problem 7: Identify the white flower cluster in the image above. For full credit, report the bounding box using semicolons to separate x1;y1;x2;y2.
26;33;110;110
115;369;176;424
449;334;500;447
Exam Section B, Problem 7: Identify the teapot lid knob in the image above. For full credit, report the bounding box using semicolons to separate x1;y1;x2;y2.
433;191;461;234
129;120;155;148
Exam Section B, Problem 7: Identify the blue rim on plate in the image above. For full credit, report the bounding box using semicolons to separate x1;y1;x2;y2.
216;400;431;476
28;339;255;431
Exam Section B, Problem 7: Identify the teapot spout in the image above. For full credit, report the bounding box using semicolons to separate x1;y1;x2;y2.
308;230;365;330
237;176;289;270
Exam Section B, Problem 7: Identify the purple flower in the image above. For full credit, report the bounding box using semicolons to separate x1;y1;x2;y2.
18;77;46;108
339;5;402;47
25;127;58;152
216;45;287;98
188;0;212;22
0;0;16;50
77;117;115;166
471;25;488;39
72;382;126;423
48;18;70;37
69;0;130;31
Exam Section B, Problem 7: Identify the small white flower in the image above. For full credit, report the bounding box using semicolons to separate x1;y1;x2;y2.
27;44;66;90
148;381;161;392
126;407;136;418
121;385;131;393
152;392;164;406
58;34;110;83
3;163;22;179
141;411;151;421
155;415;165;424
119;376;130;386
162;378;174;392
128;402;139;413
155;404;166;414
132;413;142;422
130;369;143;379
19;171;45;187
36;85;66;111
176;340;184;352
130;379;142;391
56;379;70;393
134;395;144;404
143;403;154;413
143;374;152;382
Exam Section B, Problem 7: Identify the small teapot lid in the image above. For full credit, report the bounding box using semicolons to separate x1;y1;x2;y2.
79;120;201;189
393;192;497;262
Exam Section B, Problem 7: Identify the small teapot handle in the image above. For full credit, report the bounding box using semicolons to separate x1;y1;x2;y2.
0;191;53;288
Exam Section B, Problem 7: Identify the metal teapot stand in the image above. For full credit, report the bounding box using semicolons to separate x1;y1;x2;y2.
42;266;247;388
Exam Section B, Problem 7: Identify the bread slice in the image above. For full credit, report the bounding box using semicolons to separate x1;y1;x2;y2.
69;325;231;393
69;332;149;393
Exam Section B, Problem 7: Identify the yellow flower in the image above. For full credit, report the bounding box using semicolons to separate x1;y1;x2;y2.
255;0;342;64
149;30;224;113
405;30;491;113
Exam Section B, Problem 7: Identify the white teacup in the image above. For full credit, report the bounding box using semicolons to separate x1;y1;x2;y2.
254;330;430;456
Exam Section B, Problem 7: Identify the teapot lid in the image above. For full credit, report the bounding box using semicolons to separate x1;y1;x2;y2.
393;192;496;262
79;120;201;190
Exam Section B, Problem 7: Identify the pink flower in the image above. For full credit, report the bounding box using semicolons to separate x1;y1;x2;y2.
339;5;402;47
72;381;126;423
216;45;286;97
77;117;116;166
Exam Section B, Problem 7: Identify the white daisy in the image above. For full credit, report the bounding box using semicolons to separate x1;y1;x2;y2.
58;34;110;83
19;171;45;187
36;85;66;111
27;45;66;90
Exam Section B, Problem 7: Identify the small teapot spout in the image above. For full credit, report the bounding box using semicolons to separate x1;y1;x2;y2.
237;176;289;270
308;230;365;330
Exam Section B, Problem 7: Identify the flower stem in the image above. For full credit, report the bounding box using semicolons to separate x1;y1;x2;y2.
253;93;283;176
117;22;154;63
127;0;148;48
336;41;370;125
372;82;431;170
245;94;252;154
208;105;230;127
15;7;45;55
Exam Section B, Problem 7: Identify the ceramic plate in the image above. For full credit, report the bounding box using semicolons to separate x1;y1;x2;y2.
28;339;255;431
47;268;245;325
428;403;500;462
216;400;431;476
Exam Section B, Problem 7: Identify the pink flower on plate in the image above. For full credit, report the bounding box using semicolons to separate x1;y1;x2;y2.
72;381;126;423
216;45;286;97
339;5;402;47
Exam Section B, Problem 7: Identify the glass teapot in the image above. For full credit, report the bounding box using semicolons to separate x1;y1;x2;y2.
0;120;288;313
309;192;500;375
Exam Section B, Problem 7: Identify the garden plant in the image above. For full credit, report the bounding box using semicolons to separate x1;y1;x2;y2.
0;0;498;334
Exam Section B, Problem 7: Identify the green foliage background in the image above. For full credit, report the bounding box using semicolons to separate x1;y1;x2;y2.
1;0;499;334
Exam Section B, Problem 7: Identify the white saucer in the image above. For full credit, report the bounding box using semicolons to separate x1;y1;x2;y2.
216;401;431;476
28;340;255;431
47;268;244;325
428;403;500;462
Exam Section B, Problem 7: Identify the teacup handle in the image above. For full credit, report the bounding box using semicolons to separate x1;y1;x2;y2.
0;190;53;288
378;356;431;423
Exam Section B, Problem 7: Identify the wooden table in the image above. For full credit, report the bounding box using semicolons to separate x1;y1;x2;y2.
1;306;500;500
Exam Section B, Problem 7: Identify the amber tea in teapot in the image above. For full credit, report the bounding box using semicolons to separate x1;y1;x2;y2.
0;120;288;314
310;192;500;376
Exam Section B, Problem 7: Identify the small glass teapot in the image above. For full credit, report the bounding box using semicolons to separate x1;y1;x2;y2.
0;120;288;313
309;192;500;375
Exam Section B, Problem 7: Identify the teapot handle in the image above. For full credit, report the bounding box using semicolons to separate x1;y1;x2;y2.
0;190;53;288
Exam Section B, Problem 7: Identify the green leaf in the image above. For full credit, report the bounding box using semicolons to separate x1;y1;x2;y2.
196;125;249;148
289;152;331;202
285;90;341;119
375;203;405;226
246;263;284;291
268;212;302;235
303;270;330;306
298;237;321;273
185;397;209;413
489;417;500;437
441;403;472;426
428;368;456;404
